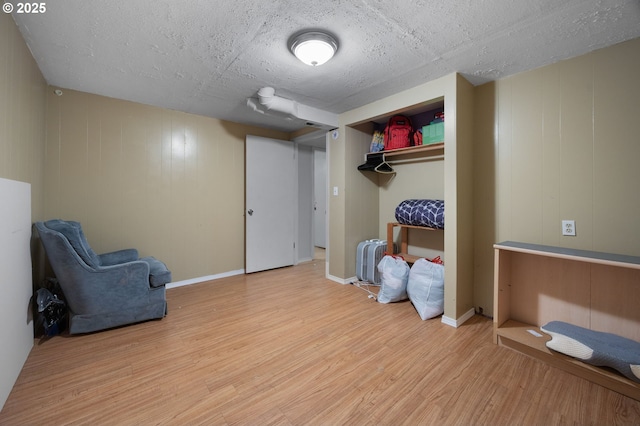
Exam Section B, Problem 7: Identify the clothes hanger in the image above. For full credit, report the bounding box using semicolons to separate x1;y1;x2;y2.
374;156;395;174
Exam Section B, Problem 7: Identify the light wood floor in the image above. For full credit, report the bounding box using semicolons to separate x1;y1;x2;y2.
2;259;640;425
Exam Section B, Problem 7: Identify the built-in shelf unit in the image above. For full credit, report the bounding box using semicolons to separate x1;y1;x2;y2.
494;241;640;400
386;222;438;264
336;73;475;326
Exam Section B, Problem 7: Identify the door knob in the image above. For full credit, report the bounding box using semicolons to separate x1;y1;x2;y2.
247;209;254;216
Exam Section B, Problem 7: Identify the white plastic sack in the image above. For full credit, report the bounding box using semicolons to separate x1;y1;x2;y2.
407;258;445;320
376;255;410;303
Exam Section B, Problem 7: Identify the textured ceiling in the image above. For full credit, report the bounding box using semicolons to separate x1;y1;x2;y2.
12;0;640;132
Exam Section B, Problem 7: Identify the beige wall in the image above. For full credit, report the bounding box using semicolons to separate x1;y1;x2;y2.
45;88;289;281
0;14;47;219
474;37;640;317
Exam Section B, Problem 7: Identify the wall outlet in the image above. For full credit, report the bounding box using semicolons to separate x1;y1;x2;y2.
562;220;576;236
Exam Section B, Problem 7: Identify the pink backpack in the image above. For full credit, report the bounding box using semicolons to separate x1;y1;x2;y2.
383;115;413;150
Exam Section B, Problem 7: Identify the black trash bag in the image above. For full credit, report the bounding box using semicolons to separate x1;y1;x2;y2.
35;279;67;336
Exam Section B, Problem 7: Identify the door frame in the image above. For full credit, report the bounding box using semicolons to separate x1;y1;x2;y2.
292;130;329;267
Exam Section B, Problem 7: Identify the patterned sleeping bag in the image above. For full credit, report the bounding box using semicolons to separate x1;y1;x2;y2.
395;199;445;229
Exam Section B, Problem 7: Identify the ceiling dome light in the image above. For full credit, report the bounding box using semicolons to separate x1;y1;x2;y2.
289;31;338;66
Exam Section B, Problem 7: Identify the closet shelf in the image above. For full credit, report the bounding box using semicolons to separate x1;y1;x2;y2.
379;142;444;158
358;143;444;174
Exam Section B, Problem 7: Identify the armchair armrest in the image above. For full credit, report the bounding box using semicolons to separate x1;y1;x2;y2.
62;260;152;314
98;248;139;266
140;256;172;287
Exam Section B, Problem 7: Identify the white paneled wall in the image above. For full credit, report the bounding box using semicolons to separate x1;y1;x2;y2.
0;178;32;410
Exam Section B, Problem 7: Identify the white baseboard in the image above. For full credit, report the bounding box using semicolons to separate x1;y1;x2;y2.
441;307;476;328
166;269;245;289
327;274;357;285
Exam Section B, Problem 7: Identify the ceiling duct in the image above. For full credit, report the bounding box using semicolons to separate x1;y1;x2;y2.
257;87;298;116
247;87;338;130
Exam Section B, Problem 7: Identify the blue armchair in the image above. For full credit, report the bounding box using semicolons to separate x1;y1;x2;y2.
35;219;171;334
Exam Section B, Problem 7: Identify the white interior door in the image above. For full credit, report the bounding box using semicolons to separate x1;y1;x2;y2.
246;135;296;273
313;149;327;248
